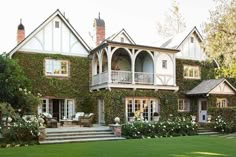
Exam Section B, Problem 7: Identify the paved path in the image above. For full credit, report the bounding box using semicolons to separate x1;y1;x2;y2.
210;133;236;139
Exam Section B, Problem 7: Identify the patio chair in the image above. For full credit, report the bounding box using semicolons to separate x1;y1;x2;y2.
72;112;84;125
41;112;58;128
80;113;94;127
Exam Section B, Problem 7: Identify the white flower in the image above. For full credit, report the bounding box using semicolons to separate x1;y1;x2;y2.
19;88;23;91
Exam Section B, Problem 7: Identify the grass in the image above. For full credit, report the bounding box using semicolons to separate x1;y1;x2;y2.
0;135;236;157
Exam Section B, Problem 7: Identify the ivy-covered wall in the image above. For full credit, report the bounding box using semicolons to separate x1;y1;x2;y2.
208;95;236;108
176;58;236;115
12;52;235;123
176;59;215;97
175;59;216;115
92;89;178;124
12;52;93;113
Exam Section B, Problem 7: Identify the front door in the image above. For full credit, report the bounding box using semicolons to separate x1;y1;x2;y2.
198;99;207;123
98;99;105;124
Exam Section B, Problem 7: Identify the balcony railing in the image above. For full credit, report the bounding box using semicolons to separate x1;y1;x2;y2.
135;72;154;84
92;71;108;85
111;70;132;84
92;70;155;86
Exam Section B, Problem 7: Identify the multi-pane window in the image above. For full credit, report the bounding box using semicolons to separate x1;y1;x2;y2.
216;98;228;108
162;60;167;69
178;99;190;112
42;99;47;112
127;100;133;121
45;59;69;76
183;65;200;79
126;98;158;122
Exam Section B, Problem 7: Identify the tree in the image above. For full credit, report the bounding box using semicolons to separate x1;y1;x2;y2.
0;55;39;114
157;0;186;38
204;0;236;69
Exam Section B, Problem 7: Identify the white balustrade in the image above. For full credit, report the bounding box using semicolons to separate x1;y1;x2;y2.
135;72;154;84
111;70;132;84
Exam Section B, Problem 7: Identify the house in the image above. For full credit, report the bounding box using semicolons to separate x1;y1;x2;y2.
158;27;236;123
8;10;236;124
9;10;91;121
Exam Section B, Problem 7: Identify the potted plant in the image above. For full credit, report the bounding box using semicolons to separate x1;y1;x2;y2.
129;112;135;122
207;115;212;123
191;115;196;124
153;112;160;122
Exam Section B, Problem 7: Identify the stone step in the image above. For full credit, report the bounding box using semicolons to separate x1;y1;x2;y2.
47;131;113;137
40;137;125;144
197;129;214;133
46;128;111;134
45;134;117;141
198;132;219;135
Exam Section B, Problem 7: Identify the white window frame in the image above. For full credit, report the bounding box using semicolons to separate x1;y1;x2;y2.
126;97;159;122
162;60;167;69
190;36;194;43
120;37;124;43
216;98;228;108
183;65;200;79
178;99;190;112
45;59;69;77
55;21;60;28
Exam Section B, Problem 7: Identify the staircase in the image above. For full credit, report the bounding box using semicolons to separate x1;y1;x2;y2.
197;127;219;135
39;126;125;144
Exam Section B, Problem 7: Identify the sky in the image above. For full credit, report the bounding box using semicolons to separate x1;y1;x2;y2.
0;0;216;53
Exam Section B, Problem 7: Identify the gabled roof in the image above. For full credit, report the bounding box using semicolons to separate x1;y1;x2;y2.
158;26;203;49
8;9;91;57
106;28;136;44
186;78;236;95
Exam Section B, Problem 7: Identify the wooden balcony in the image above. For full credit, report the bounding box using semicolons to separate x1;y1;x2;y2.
90;70;178;91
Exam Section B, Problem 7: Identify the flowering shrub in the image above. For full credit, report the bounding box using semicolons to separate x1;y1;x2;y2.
122;116;198;139
214;115;235;133
2;116;39;143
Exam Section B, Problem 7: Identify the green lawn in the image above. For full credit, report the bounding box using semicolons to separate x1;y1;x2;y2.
1;135;236;157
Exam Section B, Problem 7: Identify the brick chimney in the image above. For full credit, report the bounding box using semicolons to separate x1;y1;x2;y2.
17;19;25;44
93;13;105;46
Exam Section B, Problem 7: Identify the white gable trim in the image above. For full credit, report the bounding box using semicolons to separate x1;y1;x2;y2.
8;9;90;58
176;26;203;49
109;29;136;44
209;79;236;95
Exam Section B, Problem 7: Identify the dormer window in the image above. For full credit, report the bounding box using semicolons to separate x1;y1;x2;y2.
55;21;60;28
190;37;194;43
121;37;124;43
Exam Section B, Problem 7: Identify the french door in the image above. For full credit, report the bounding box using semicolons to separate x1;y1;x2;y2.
38;98;75;120
126;97;158;122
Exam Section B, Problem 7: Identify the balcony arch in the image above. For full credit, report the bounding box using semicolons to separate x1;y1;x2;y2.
92;52;100;76
101;49;108;72
111;48;132;71
134;50;154;84
111;48;132;83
